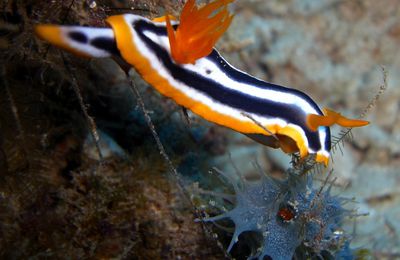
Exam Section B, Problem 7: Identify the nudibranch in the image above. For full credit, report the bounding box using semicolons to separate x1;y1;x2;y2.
34;0;369;166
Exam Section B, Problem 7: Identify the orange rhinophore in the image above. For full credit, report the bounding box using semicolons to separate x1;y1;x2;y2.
166;0;234;64
306;108;369;132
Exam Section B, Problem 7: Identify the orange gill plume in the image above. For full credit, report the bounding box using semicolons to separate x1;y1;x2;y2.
166;0;234;64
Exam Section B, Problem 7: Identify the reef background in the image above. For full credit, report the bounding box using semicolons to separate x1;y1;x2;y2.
0;0;399;259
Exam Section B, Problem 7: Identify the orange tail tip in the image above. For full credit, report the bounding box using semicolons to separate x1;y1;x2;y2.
166;0;234;64
35;24;65;47
306;108;370;132
34;24;90;57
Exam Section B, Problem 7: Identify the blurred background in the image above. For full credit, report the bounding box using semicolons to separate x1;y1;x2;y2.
223;0;399;256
